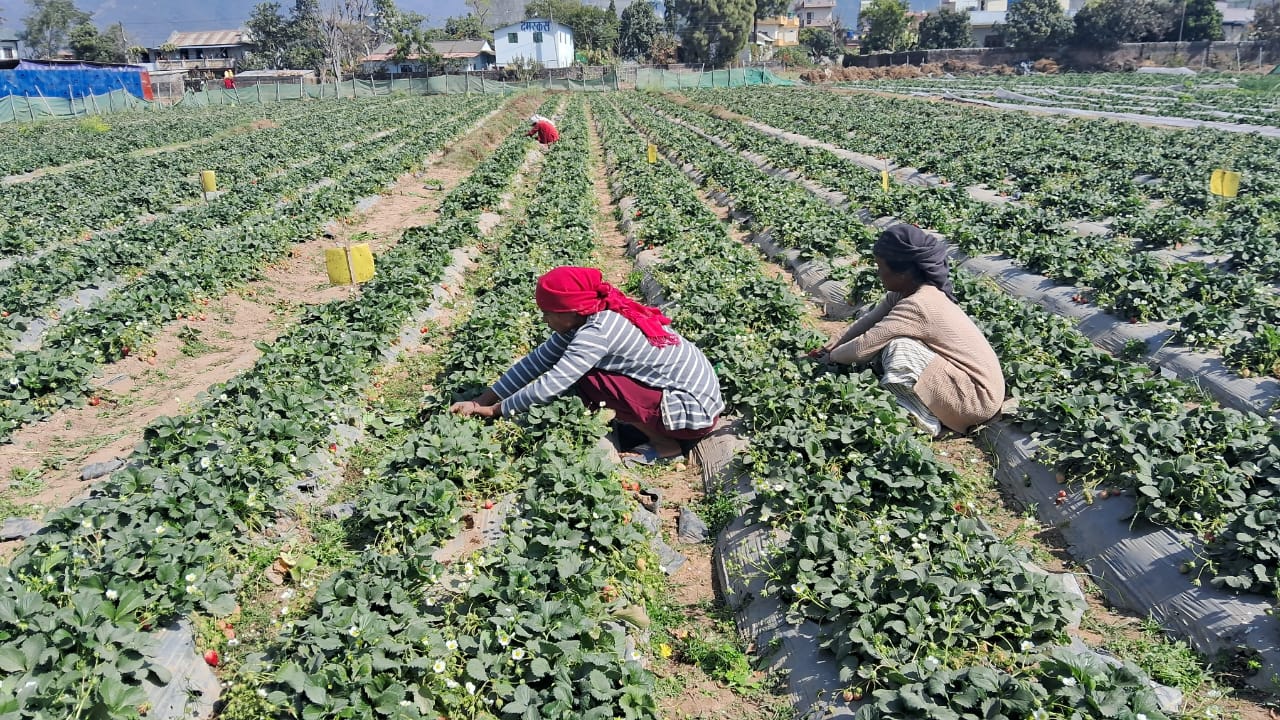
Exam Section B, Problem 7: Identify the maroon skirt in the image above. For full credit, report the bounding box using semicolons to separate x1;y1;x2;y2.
576;369;717;441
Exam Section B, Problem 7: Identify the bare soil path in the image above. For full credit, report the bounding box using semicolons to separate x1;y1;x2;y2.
0;96;535;556
585;105;790;720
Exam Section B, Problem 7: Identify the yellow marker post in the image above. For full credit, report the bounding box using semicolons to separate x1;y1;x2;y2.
647;143;657;164
881;158;891;192
1210;169;1240;198
200;170;217;202
325;243;375;286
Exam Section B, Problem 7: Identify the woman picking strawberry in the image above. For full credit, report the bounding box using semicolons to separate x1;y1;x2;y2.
450;266;724;462
813;224;1005;436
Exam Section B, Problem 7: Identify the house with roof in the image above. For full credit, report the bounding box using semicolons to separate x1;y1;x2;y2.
795;0;836;28
1217;1;1253;42
966;10;1008;47
0;26;19;64
155;30;253;71
359;40;495;74
755;15;801;47
493;19;574;69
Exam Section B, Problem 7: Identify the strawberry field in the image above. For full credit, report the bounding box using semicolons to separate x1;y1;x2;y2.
0;82;1278;720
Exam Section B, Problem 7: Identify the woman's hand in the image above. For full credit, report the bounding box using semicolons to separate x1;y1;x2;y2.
807;337;841;362
449;401;501;418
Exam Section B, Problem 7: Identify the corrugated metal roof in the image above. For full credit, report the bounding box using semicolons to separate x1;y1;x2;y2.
361;40;494;63
429;40;492;55
164;30;250;48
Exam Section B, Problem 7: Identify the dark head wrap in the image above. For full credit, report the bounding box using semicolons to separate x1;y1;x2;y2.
872;224;957;302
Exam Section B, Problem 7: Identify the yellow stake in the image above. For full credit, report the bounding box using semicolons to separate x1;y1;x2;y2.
647;143;657;164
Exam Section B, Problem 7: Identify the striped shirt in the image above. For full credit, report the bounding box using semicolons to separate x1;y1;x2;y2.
492;310;724;430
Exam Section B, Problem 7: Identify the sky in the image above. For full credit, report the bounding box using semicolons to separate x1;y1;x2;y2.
1;0;941;46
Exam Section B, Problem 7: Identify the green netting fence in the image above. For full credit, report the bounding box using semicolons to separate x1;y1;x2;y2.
633;67;795;90
0;68;793;123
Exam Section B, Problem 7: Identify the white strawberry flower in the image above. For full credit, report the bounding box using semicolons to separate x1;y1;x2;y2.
511;648;525;661
432;659;446;674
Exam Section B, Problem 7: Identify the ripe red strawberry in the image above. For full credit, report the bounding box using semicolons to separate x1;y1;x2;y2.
483;500;494;510
203;649;220;667
329;443;338;452
88;396;101;407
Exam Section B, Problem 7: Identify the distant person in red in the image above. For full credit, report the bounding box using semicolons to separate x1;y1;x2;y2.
223;70;236;90
526;114;559;145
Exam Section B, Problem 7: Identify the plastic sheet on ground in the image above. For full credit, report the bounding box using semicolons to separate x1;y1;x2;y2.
142;619;220;720
994;88;1062;105
954;249;1280;417
980;420;1280;690
939;91;1280;138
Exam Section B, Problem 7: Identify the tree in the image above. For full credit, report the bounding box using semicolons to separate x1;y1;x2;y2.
619;0;661;60
754;0;788;20
1252;0;1280;53
286;0;325;72
1003;0;1072;49
20;0;91;58
917;7;972;49
649;31;678;63
443;14;485;39
669;0;753;66
1175;0;1223;41
799;26;839;59
860;0;909;53
466;0;493;28
1071;0;1172;48
68;20;129;62
244;2;291;68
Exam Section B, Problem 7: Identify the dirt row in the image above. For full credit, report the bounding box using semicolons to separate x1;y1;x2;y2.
0;94;542;556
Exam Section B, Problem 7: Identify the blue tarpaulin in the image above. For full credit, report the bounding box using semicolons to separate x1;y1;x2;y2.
1;62;148;99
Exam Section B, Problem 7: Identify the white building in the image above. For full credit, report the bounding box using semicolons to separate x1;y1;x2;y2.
493;19;574;69
0;27;19;61
795;0;836;28
942;0;1007;11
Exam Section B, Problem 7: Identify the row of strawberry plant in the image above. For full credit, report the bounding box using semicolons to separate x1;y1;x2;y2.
618;96;1280;600
0;101;313;176
224;96;662;720
0;99;533;719
840;76;1280;127
0;97;482;353
642;92;1280;379
0;96;500;440
595;96;1171;719
0;95;449;255
685;86;1280;290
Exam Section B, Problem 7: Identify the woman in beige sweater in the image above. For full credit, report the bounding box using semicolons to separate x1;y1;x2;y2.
815;224;1005;435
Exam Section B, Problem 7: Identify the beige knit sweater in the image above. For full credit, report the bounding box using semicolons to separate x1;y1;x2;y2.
830;285;1005;432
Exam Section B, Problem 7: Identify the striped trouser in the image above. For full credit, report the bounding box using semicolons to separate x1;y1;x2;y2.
878;338;942;437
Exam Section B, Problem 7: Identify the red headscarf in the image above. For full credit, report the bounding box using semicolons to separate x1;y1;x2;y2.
535;266;679;347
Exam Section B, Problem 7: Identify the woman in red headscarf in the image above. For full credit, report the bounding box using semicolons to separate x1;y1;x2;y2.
450;266;724;460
